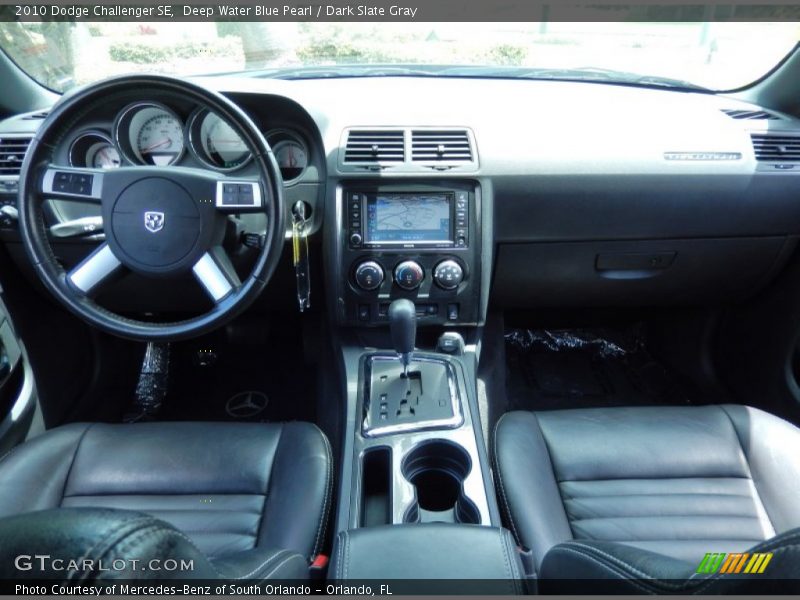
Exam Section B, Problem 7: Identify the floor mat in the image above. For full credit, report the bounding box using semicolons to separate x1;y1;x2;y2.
505;327;692;412
158;319;316;424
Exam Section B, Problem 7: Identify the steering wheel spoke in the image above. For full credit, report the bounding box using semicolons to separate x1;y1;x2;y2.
41;165;105;203
67;243;124;296
192;247;242;303
213;179;264;214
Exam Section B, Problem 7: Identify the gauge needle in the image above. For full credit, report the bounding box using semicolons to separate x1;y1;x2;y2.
142;138;172;153
98;148;119;167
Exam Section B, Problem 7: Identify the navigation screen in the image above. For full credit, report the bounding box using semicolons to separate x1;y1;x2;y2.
365;193;452;243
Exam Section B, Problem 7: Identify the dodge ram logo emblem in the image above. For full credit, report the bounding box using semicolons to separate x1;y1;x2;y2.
144;211;165;233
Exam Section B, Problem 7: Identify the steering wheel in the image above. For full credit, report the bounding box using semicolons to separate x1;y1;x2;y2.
17;75;285;341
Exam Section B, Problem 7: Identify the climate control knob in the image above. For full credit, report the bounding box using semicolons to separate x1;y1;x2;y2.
354;260;384;291
433;259;464;290
394;260;424;291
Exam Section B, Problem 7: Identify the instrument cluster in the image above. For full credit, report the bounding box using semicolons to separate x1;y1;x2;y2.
67;101;310;182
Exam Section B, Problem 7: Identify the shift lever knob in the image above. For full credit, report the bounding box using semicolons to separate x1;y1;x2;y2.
388;299;416;372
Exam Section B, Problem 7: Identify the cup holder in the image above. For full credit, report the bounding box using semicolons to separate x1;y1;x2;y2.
401;440;480;524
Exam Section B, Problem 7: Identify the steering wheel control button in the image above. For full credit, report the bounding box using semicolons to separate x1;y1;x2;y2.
43;169;103;199
394;260;424;290
111;177;200;269
354;260;384;291
216;180;262;209
433;259;464;290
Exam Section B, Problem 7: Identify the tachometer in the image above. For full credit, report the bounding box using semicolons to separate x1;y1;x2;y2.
267;130;308;182
114;103;185;167
69;132;121;169
188;109;251;171
88;144;121;169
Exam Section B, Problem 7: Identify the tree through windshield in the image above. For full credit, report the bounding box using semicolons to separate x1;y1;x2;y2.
0;21;798;92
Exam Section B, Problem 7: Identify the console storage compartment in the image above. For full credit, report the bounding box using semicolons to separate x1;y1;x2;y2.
330;523;525;593
360;447;392;527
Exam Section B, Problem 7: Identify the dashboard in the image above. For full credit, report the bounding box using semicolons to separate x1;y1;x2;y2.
2;75;800;324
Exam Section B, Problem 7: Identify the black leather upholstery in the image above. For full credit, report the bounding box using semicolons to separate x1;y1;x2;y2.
0;508;309;581
0;421;332;578
494;405;800;573
330;524;525;594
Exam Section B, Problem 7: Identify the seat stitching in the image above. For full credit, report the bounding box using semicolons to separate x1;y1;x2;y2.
88;524;181;580
256;423;284;550
311;428;334;559
559;475;753;484
64;516;158;581
717;404;777;539
58;423;95;506
492;413;523;544
500;529;522;594
345;530;352;580
563;542;686;588
548;546;657;595
563;491;756;499
336;532;346;580
154;528;228;578
0;444;20;466
569;514;767;522
259;554;301;581
496;528;514;592
235;549;291;580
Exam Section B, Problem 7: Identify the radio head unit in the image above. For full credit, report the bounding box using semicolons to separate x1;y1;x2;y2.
348;190;468;249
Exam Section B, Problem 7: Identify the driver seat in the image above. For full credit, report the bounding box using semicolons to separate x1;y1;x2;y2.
0;421;331;581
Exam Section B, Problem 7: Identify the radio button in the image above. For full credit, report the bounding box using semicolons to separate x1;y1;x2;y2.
354;260;384;290
350;232;363;246
434;260;464;290
394;260;424;291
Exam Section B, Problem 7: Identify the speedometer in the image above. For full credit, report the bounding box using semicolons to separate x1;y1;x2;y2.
188;109;251;171
114;103;185;167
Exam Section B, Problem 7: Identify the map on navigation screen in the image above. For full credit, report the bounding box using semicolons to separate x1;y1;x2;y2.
366;194;451;242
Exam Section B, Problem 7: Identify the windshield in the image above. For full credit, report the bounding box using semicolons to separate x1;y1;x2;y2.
0;22;797;93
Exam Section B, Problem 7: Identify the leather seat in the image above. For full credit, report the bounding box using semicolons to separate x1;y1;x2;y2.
0;421;332;581
494;404;800;592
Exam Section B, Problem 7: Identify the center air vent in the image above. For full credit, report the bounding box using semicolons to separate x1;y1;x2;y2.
411;130;473;162
751;133;800;162
0;136;33;177
721;108;780;121
344;130;405;163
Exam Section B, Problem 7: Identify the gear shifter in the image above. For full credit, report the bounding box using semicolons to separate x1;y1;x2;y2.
388;299;416;375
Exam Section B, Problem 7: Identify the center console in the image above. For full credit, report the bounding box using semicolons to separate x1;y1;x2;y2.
328;177;522;589
335;181;482;326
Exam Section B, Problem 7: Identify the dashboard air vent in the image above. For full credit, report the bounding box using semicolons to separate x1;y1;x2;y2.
344;130;405;162
751;133;800;162
0;136;32;177
411;130;473;162
721;108;780;121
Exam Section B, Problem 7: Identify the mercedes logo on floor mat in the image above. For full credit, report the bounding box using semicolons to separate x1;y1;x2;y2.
225;391;269;419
